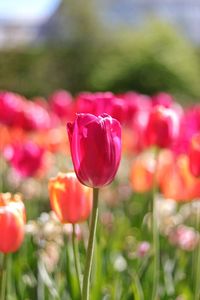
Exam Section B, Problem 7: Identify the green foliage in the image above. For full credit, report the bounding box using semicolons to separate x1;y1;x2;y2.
0;20;200;101
90;21;200;100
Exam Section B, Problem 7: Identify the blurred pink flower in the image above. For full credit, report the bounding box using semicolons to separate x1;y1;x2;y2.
151;92;174;108
23;101;51;131
0;91;25;127
3;141;45;178
169;225;199;251
76;92;127;124
49;90;75;122
137;241;150;257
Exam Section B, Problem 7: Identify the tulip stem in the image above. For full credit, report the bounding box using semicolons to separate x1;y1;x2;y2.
72;224;82;296
0;254;8;300
194;202;200;300
151;149;160;300
82;188;99;300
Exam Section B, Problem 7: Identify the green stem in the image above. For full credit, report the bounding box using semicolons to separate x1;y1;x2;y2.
82;188;99;300
151;149;160;300
194;202;200;300
0;254;8;300
72;224;82;296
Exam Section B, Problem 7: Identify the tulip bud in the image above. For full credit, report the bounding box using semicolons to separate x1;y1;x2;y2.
0;193;26;253
189;133;200;177
48;172;92;224
67;113;122;188
145;106;180;148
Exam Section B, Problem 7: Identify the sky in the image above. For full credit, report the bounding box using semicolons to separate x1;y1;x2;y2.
0;0;61;24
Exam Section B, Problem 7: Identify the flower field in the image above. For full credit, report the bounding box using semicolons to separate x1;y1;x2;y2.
0;90;200;300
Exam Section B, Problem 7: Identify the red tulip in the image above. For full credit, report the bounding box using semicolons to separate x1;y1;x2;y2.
67;113;122;188
189;133;200;177
145;106;180;148
48;172;92;224
0;193;26;253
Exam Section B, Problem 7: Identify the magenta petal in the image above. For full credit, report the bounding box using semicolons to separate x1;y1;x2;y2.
67;113;122;188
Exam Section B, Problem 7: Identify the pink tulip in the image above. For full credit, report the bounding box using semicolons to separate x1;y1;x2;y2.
67;113;121;188
22;101;51;131
76;92;127;124
49;90;75;121
121;92;151;125
145;105;180;148
0;92;25;127
151;92;173;108
3;141;44;178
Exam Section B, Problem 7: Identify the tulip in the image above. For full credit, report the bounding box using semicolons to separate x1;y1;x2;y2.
22;101;51;131
0;92;25;127
189;134;200;177
49;90;74;122
3;141;45;178
76;92;127;124
67;113;121;299
130;153;155;193
151;92;173;108
145;105;180;149
122;92;151;125
48;172;92;224
67;113;122;188
0;193;25;253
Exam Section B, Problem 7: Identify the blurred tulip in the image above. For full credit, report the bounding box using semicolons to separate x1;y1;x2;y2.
130;152;155;193
151;92;173;108
0;92;25;127
122;92;151;125
22;101;51;131
145;105;180;148
76;92;127;124
159;154;200;201
67;113;121;188
189;133;200;177
3;141;44;178
0;193;26;253
49;90;75;121
48;172;92;224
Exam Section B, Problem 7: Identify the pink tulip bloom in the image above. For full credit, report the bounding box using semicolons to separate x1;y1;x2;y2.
0;92;25;127
23;101;51;131
49;90;75;121
121;92;151;125
67;113;122;188
151;92;174;108
76;92;127;124
145;105;180;148
4;141;44;178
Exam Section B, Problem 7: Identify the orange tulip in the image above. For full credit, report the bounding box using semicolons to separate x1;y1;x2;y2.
0;193;26;253
48;172;92;224
160;154;200;201
130;152;155;193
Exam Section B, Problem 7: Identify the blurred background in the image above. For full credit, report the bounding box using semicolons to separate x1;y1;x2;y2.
0;0;200;103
